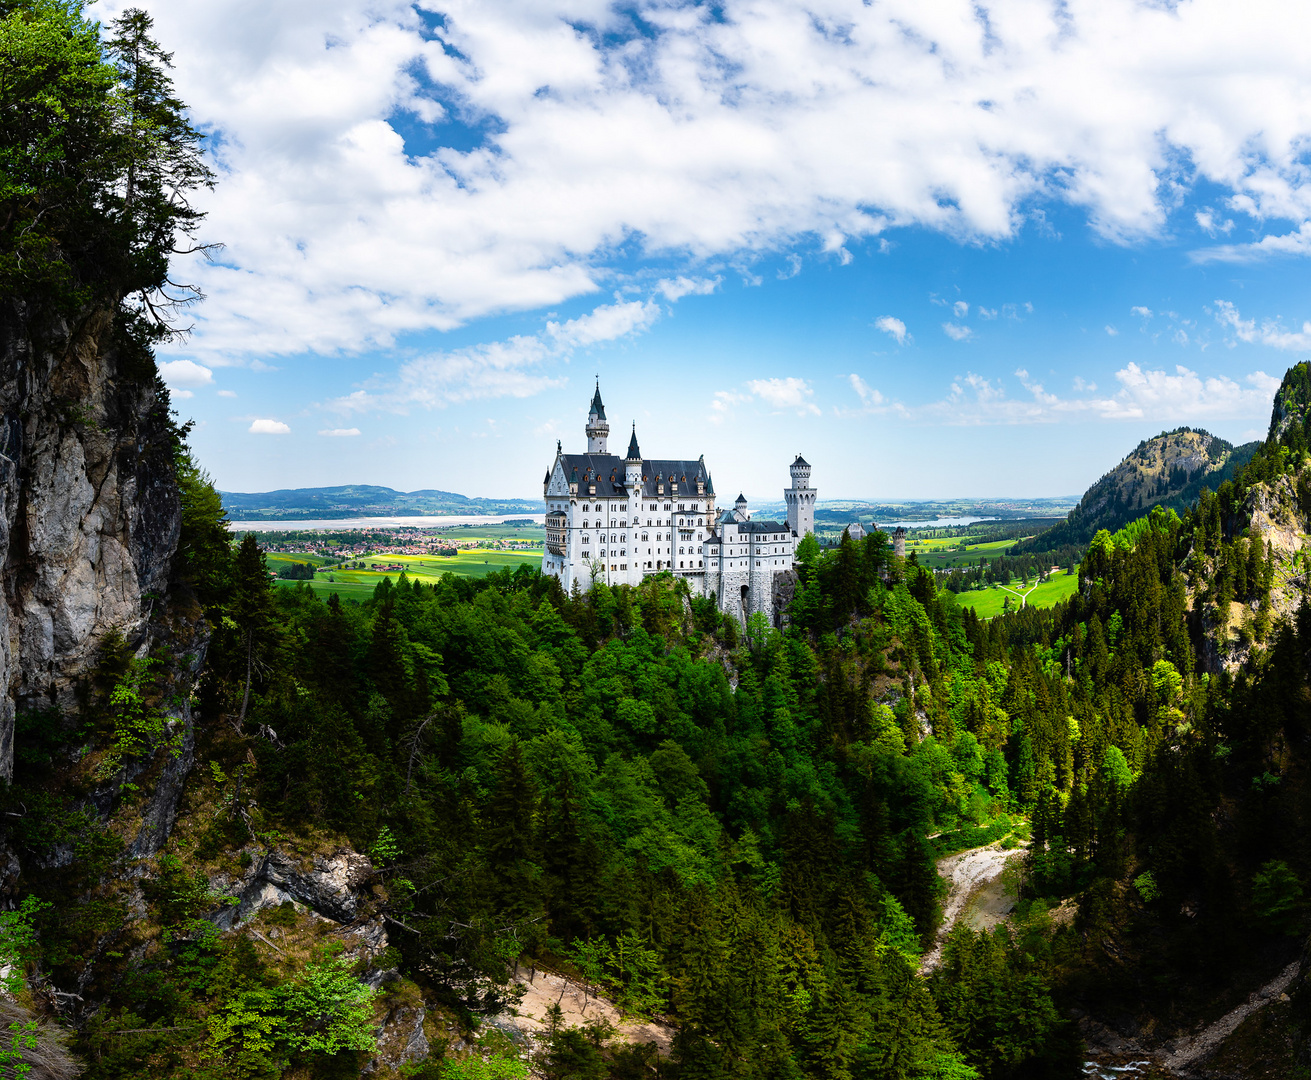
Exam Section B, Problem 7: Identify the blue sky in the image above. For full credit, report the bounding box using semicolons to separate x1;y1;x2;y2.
89;0;1311;502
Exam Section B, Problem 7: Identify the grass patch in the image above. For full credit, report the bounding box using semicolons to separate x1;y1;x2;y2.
273;550;543;601
958;571;1079;619
930;815;1027;858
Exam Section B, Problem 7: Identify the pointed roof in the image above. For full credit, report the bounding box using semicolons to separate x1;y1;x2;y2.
589;381;606;421
625;424;641;460
735;492;748;505
792;454;810;467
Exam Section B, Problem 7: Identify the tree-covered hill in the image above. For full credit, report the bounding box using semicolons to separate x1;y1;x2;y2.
1014;427;1258;559
219;485;541;520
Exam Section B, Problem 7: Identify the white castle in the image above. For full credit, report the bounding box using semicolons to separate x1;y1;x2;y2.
542;383;815;624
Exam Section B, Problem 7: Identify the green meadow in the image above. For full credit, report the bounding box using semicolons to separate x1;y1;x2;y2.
957;570;1080;619
268;549;543;601
906;535;1021;569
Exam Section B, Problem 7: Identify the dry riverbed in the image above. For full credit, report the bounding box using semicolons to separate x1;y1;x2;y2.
921;840;1026;971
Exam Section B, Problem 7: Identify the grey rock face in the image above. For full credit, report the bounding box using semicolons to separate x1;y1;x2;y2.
211;847;375;928
0;303;181;780
366;1006;429;1074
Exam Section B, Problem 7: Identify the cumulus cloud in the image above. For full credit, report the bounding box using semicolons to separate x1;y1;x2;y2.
746;377;821;415
1214;300;1311;350
327;291;668;414
657;276;720;302
157;359;213;388
1194;221;1311;263
924;363;1278;425
547;297;660;348
78;0;1311;365
874;316;908;344
953;301;969;318
249;418;291;434
1132;306;1153;319
942;322;973;342
319;428;361;436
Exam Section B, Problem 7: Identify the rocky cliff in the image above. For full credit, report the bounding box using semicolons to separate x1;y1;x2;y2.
0;302;182;781
1017;427;1258;556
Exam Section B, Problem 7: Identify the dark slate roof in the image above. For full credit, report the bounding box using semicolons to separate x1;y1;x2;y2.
626;426;641;460
589;383;606;420
558;454;711;498
792;454;810;467
737;519;790;534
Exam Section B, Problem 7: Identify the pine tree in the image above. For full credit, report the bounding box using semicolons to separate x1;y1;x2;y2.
231;533;276;729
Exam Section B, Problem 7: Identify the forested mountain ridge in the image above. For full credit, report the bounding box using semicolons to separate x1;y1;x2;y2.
1014;428;1258;559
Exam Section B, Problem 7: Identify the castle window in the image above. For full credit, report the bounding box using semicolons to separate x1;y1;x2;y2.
583;551;590;558
699;560;703;567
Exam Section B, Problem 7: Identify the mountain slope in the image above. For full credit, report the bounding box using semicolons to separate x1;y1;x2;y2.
219;485;540;519
1015;427;1258;555
1268;361;1311;443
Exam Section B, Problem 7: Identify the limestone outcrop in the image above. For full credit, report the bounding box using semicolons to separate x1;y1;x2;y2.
0;303;181;780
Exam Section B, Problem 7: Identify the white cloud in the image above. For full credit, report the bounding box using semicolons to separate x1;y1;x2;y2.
924;363;1278;425
249;418;291;434
1073;376;1098;392
874;315;908;344
318;427;361;436
942;322;973;342
327;291;668;414
745;377;820;415
657;276;720;302
849;373;884;405
1132;306;1153;319
1195;221;1311;263
217;389;237;398
1195;208;1233;237
547;297;660;348
977;307;998;319
1105;325;1118;336
157;359;213;388
79;0;1311;364
778;254;802;280
1214;300;1311;350
953;301;969;318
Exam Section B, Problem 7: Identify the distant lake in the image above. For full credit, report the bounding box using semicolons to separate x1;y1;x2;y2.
228;514;546;532
867;516;998;529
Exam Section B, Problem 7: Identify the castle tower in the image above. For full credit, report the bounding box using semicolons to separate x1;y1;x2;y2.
785;454;815;538
586;381;609;454
734;493;749;522
893;527;906;559
624;424;642;488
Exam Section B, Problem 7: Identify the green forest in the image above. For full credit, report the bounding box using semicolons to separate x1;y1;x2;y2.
10;3;1311;1080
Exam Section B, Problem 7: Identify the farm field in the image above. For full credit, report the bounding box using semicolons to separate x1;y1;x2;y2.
269;549;543;600
907;536;1021;569
957;570;1080;619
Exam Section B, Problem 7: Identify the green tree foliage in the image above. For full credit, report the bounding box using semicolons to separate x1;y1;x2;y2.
0;1;213;325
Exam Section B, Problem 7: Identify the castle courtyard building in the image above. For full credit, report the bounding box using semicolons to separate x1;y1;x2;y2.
543;384;816;624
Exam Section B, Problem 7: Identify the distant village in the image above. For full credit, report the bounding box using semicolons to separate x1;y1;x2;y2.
253;525;542;561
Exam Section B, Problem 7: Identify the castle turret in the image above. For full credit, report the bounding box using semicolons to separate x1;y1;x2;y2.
586;381;609;454
734;493;749;522
624;424;642;488
785;454;815;538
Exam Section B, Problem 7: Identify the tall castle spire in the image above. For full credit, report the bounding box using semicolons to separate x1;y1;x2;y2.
586;379;609;454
